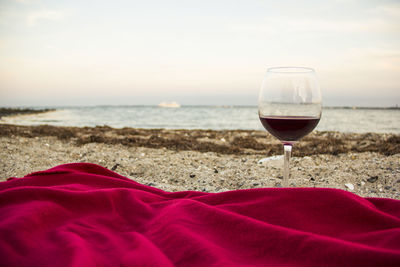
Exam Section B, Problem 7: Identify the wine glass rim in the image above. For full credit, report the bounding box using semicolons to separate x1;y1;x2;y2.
267;67;315;73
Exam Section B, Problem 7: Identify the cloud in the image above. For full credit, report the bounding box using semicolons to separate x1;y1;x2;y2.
370;3;400;17
27;10;64;27
228;15;399;37
14;0;37;3
282;18;385;33
349;47;400;72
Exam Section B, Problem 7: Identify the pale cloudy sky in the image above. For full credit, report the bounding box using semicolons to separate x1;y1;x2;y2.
0;0;399;106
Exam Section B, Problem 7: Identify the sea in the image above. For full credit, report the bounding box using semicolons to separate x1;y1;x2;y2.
1;106;399;134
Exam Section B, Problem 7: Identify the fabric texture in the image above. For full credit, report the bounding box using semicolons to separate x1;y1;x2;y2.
0;163;399;266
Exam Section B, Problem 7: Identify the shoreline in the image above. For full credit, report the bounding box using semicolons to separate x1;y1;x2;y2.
1;124;399;199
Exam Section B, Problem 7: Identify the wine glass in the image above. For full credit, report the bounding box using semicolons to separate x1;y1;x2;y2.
258;67;322;187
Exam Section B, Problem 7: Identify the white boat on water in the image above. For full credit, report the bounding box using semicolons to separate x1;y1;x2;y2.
157;101;181;108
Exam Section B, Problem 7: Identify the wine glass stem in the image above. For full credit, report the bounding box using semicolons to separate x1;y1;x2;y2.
283;144;292;187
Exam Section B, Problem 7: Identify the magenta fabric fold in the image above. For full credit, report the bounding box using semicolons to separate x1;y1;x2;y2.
0;163;399;266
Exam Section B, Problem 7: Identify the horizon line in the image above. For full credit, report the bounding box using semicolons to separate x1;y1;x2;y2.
1;105;399;110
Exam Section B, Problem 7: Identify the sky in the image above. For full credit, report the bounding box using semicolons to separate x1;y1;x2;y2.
0;0;399;107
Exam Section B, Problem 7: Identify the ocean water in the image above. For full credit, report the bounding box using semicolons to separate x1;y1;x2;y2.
1;106;399;134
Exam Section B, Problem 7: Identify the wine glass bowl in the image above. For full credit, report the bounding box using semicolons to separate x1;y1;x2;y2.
258;67;322;186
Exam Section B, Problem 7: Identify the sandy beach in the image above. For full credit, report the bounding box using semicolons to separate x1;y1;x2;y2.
1;123;399;199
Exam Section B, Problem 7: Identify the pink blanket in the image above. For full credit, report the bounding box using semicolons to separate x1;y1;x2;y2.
0;163;399;266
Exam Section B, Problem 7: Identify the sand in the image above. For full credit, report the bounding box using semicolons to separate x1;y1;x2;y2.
1;124;399;199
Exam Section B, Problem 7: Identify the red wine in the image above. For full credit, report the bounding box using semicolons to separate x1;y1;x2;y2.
259;116;320;142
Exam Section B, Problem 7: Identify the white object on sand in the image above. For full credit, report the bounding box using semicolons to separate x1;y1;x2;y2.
345;183;355;191
258;155;283;164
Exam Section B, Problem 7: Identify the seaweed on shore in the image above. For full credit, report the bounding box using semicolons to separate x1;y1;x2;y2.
0;124;399;156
